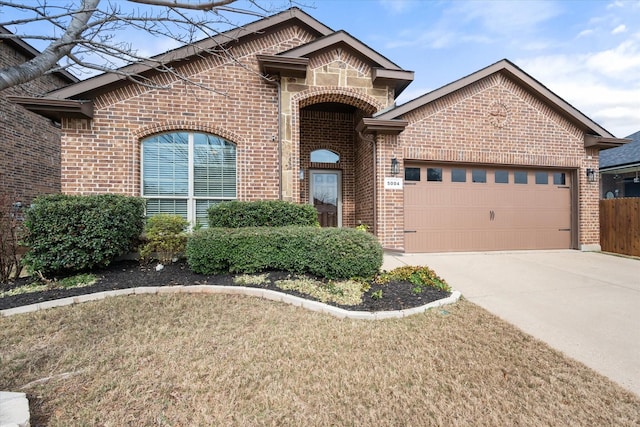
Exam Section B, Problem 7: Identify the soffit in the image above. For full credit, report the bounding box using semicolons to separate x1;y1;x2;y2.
7;96;93;120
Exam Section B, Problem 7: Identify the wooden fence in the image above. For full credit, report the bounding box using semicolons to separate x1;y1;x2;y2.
600;198;640;257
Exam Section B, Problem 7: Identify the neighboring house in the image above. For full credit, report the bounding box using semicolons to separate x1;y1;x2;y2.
11;8;628;253
0;26;77;206
600;130;640;198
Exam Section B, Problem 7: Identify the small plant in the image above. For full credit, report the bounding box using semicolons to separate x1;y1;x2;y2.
0;272;97;298
139;214;189;264
233;274;268;286
0;281;47;298
275;276;364;306
376;266;451;293
57;273;97;289
355;224;369;232
371;289;383;300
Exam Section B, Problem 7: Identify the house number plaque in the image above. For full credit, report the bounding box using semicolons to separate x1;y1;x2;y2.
384;177;403;190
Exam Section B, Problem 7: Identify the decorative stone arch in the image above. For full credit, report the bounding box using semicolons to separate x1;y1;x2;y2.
287;87;383;202
292;87;383;115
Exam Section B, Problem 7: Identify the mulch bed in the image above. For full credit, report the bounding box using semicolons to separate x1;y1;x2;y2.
0;260;451;312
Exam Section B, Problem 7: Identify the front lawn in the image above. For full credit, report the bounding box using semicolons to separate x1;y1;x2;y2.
1;295;638;425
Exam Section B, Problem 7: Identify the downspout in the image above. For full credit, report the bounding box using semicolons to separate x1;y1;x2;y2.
356;129;377;235
261;74;283;199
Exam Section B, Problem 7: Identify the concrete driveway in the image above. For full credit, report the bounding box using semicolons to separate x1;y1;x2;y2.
383;250;640;397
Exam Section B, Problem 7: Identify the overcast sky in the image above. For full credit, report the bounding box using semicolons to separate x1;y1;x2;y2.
3;0;639;138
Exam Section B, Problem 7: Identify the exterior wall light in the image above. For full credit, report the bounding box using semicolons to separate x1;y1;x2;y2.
391;157;399;176
586;168;597;183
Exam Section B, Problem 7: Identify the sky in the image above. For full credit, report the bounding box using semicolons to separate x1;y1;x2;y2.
2;0;639;138
307;0;640;138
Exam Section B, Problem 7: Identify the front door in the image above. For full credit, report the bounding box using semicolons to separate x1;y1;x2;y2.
309;170;341;227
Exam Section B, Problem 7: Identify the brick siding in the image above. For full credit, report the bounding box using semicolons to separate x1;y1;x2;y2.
0;40;71;205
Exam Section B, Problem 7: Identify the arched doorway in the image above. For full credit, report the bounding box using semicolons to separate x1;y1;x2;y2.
299;102;374;228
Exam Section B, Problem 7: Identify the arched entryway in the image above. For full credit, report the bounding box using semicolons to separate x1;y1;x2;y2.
299;102;376;229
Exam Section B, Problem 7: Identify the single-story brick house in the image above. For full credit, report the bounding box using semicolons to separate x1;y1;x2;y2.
11;8;629;252
600;130;640;199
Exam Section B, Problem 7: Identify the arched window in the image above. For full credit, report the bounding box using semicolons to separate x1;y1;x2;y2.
310;149;340;164
142;131;236;225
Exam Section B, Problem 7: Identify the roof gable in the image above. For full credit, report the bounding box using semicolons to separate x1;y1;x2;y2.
377;59;617;140
44;7;333;100
280;30;402;70
260;30;414;96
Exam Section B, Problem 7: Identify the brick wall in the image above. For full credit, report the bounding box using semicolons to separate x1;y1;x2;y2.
0;40;71;205
60;25;317;200
375;71;600;249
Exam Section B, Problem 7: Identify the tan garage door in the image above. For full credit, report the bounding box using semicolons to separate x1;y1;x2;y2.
404;164;572;252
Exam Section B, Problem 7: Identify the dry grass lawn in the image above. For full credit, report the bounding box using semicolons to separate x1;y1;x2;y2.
1;294;639;426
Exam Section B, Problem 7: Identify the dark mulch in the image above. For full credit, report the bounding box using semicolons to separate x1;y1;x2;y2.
0;260;451;312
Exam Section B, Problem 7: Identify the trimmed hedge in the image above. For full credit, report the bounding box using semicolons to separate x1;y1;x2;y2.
22;194;146;274
187;226;382;279
208;200;319;228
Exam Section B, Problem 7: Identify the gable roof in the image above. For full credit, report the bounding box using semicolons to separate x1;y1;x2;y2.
600;130;640;170
259;30;414;95
376;59;621;143
0;25;78;84
281;30;403;70
43;7;333;100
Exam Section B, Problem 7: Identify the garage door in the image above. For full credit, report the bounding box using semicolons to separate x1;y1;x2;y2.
403;164;572;252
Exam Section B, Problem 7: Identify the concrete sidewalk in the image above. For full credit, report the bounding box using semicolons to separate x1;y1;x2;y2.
383;250;640;397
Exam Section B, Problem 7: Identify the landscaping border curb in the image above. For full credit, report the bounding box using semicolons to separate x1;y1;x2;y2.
0;286;461;320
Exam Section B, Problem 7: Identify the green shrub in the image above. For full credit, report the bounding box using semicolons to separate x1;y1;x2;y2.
208;200;319;228
376;266;451;292
139;214;189;264
22;194;145;275
186;227;381;279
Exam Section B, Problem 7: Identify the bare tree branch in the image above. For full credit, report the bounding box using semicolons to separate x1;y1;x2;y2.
0;0;100;91
0;0;296;94
128;0;236;11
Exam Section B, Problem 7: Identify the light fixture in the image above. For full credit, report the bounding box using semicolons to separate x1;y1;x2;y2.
391;157;399;176
299;169;304;180
586;168;597;183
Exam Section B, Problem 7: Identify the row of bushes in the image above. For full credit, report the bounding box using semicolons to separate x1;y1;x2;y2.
187;226;382;279
18;196;382;280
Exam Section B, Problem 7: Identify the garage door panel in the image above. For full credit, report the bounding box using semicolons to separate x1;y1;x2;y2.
404;163;572;252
